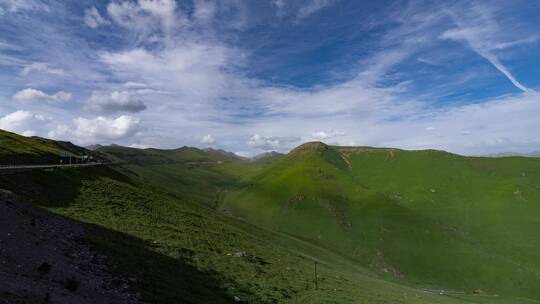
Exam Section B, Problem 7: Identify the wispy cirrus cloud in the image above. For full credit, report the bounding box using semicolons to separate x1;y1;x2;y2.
0;0;539;155
20;62;64;76
0;0;49;13
297;0;334;19
440;2;534;92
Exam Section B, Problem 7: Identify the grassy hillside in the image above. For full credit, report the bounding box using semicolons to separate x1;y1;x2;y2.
0;129;93;165
2;131;539;303
224;142;540;301
97;145;243;165
0;165;486;304
96;145;259;207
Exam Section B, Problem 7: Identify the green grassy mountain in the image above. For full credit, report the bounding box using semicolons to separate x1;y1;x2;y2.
1;131;539;303
224;142;540;301
95;145;258;208
0;129;94;165
97;145;244;165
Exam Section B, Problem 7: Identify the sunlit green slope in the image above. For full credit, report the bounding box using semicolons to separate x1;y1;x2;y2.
224;142;540;301
2;130;538;303
0;158;482;304
0;129;92;164
96;145;259;207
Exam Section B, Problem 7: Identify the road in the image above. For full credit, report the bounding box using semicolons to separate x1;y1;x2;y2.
0;162;104;172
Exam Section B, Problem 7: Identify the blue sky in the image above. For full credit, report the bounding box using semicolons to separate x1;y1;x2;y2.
1;0;540;155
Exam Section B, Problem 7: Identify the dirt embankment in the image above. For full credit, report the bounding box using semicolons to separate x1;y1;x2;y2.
0;190;139;304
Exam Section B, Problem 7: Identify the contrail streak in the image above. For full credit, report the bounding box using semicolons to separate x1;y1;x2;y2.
475;48;529;92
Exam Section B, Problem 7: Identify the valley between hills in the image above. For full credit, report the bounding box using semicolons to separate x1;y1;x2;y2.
1;129;540;304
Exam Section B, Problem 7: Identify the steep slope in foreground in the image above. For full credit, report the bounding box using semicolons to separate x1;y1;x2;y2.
224;142;540;301
0;190;138;304
0;129;94;165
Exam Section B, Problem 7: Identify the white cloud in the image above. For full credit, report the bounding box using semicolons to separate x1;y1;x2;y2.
200;134;215;145
248;134;301;151
84;6;109;29
49;115;141;143
129;143;149;149
86;91;147;114
107;0;179;39
440;3;533;92
0;41;21;51
20;62;64;76
360;91;540;155
123;81;147;88
193;0;216;24
74;115;140;140
0;110;50;135
0;0;49;13
4;0;538;156
274;0;285;9
297;0;333;19
311;129;346;140
99;43;241;119
13;88;71;104
273;0;286;16
138;0;177;29
47;124;70;140
440;28;529;92
21;130;37;136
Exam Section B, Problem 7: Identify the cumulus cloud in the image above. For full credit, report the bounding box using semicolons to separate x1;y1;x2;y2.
200;134;215;145
13;88;71;104
248;134;301;151
129;143;150;149
311;129;346;140
73;115;140;140
86;91;147;114
84;6;109;29
20;62;65;76
3;0;539;156
0;110;49;136
49;115;141;143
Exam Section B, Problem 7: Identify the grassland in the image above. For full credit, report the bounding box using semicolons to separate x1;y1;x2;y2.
2;132;540;303
0;165;493;303
224;142;540;302
0;129;92;165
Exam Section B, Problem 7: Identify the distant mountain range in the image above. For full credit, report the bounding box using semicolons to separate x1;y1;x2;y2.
2;129;540;302
483;151;540;157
